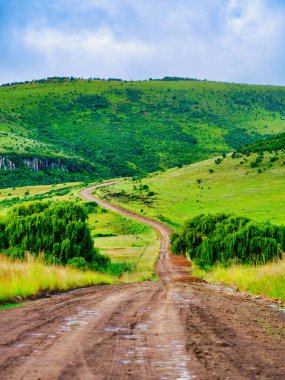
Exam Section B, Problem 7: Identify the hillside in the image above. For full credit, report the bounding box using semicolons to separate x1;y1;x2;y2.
0;132;99;188
97;134;285;226
1;77;285;187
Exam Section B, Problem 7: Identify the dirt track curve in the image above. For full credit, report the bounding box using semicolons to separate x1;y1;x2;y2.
0;183;284;379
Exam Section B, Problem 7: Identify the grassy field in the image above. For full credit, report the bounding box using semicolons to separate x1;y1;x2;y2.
88;209;160;282
0;182;81;216
98;151;285;226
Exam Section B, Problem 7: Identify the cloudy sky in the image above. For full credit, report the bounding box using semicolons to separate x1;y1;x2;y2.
1;0;285;85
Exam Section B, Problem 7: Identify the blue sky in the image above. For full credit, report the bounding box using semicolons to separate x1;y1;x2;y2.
1;0;285;85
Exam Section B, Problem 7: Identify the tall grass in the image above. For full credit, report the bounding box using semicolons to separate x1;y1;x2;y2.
0;254;115;303
196;259;285;302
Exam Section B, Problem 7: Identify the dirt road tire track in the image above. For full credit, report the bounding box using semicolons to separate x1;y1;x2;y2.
0;183;284;379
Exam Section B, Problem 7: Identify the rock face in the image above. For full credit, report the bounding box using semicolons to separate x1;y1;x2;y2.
23;158;66;172
0;155;94;173
0;157;16;171
0;156;66;172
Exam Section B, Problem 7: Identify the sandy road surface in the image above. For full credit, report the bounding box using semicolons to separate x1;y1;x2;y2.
0;184;284;379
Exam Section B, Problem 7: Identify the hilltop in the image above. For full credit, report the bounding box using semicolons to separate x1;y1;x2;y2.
1;77;285;187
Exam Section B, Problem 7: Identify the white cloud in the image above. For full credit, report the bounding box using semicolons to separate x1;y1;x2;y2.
22;26;154;79
9;0;285;83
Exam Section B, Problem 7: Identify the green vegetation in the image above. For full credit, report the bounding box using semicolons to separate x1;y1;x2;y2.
239;132;285;154
0;302;23;309
0;183;160;285
0;201;114;271
100;141;285;226
171;213;284;268
87;208;160;282
194;259;285;302
1;78;285;187
0;184;78;209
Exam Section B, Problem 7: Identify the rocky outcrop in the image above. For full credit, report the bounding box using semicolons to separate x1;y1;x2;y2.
0;157;16;171
0;155;93;173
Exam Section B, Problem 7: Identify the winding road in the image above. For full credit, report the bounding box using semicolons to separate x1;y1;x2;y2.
0;184;284;379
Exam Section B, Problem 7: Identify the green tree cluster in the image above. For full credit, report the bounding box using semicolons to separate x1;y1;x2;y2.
0;201;109;269
171;214;285;268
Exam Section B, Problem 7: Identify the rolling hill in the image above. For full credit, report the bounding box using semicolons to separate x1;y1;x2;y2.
97;133;285;226
1;77;285;187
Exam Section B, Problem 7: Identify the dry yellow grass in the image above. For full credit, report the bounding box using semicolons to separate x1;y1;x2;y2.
0;254;115;303
195;258;285;302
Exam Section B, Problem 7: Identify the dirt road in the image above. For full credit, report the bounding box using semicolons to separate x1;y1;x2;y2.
0;184;284;379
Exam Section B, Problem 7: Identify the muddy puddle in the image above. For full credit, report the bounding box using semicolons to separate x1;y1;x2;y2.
58;307;99;333
108;314;194;380
269;304;285;315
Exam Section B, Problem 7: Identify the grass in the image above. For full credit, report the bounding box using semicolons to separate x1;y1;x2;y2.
0;303;23;309
0;254;116;304
0;182;81;216
88;208;160;282
194;259;285;302
99;151;285;226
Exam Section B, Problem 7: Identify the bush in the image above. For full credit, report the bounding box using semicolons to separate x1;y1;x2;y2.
84;201;98;213
171;213;285;268
1;201;107;269
215;158;223;165
67;257;89;271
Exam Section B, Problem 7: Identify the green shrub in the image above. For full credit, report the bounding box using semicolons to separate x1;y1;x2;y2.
171;213;284;268
1;201;107;268
67;257;89;271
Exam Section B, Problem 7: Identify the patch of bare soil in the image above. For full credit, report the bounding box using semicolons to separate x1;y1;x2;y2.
171;253;192;267
172;276;208;284
0;183;284;379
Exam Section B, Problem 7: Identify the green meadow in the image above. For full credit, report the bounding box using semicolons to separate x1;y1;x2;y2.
99;151;285;227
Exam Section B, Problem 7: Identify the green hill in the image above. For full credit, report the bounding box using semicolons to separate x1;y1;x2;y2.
0;132;98;188
97;134;285;226
1;77;285;187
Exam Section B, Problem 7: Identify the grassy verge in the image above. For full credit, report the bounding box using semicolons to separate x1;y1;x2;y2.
0;254;116;304
193;259;285;302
